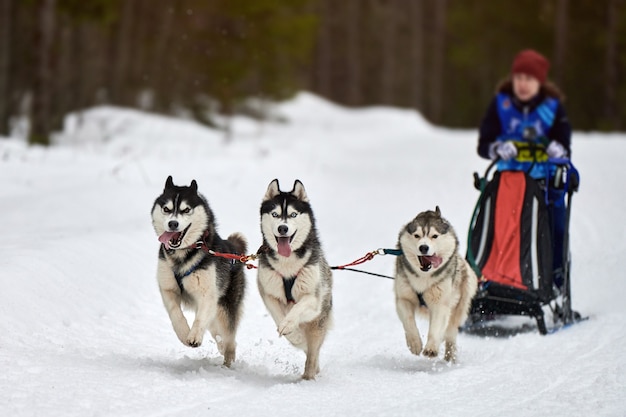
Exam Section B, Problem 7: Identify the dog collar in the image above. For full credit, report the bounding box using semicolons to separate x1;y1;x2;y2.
188;230;211;251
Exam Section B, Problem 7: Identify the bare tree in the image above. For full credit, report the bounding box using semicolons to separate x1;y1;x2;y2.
127;0;151;108
54;14;73;131
345;0;361;106
29;0;56;145
110;0;134;106
553;0;568;86
314;0;334;99
604;0;621;129
152;3;178;112
408;0;425;111
380;0;398;105
0;0;13;136
429;0;447;124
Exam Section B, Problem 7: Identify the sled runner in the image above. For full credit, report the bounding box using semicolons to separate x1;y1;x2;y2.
464;156;583;335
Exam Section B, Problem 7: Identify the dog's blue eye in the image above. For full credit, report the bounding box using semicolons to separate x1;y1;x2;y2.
289;212;297;218
271;212;279;218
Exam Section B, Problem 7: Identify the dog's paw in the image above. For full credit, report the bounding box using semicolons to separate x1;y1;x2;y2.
186;338;202;348
284;331;304;347
186;329;204;348
405;334;423;356
444;341;457;362
422;347;439;359
302;371;316;381
302;358;320;380
277;318;298;337
223;349;236;368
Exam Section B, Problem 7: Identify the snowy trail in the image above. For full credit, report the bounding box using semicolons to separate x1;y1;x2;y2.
1;94;625;416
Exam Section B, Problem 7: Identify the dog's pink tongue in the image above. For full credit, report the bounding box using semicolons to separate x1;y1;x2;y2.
158;231;178;248
429;255;443;268
277;237;292;257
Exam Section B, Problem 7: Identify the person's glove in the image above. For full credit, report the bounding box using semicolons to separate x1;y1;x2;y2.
546;140;567;158
489;141;518;161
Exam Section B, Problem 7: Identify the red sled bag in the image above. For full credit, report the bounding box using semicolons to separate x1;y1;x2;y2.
465;162;583;335
471;170;553;299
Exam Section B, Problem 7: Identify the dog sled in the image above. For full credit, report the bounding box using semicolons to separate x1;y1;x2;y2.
463;153;584;336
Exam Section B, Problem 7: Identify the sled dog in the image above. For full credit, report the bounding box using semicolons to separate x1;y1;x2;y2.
257;179;333;380
151;176;246;367
394;206;477;362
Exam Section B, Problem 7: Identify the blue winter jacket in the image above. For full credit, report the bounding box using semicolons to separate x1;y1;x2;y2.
477;83;571;179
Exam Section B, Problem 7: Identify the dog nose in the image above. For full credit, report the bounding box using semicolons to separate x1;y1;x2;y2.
278;225;288;235
168;220;179;230
419;244;429;254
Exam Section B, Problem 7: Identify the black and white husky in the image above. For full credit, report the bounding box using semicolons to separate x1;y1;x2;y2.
151;176;246;367
394;207;477;362
257;179;333;380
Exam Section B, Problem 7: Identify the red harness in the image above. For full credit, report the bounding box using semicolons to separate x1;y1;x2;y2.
189;231;258;269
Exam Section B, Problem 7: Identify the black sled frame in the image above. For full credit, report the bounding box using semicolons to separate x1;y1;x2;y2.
464;159;581;335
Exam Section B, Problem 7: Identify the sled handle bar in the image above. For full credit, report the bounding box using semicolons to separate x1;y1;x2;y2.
473;159;499;191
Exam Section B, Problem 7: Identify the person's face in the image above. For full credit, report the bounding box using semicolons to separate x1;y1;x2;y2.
512;73;540;101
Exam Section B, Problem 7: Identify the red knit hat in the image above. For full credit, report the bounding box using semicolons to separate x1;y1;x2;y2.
511;49;550;84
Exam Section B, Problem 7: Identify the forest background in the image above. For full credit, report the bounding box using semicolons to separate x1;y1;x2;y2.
1;0;623;145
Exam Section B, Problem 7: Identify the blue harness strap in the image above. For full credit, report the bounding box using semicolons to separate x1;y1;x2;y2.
174;258;204;292
383;248;403;256
174;270;191;292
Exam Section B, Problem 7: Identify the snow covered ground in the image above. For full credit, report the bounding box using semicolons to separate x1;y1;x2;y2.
1;93;624;417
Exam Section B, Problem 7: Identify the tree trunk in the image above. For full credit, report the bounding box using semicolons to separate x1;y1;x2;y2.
111;0;134;106
53;14;73;131
73;22;88;110
29;0;56;146
408;0;425;112
314;0;333;99
345;0;361;106
380;0;397;105
128;0;150;108
0;0;13;136
553;0;568;86
429;0;446;124
153;2;177;113
604;0;621;129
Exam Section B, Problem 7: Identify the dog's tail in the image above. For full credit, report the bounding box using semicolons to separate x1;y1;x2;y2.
227;232;248;255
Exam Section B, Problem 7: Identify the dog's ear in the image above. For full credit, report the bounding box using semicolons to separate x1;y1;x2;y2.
264;179;281;200
406;220;417;235
435;206;441;217
190;179;198;193
292;180;309;202
164;176;174;190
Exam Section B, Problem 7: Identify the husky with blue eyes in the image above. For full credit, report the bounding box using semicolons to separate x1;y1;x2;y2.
151;176;246;367
394;207;477;363
257;179;333;380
